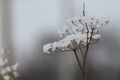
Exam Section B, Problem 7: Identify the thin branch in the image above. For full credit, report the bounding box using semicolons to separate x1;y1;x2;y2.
90;39;100;46
79;45;84;58
73;50;84;73
79;20;85;27
71;21;80;27
83;2;85;16
83;23;89;69
89;29;94;44
83;28;94;69
71;21;83;30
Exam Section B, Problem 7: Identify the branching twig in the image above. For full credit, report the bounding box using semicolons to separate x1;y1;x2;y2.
83;28;94;69
83;23;89;69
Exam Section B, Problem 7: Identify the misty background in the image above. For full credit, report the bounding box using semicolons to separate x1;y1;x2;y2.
0;0;120;80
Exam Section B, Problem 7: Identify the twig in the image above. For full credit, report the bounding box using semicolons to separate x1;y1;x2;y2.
83;28;94;69
73;50;84;73
83;23;89;69
83;2;85;16
79;45;84;58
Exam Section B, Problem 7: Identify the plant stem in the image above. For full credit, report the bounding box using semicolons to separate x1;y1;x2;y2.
83;72;88;80
73;50;83;73
83;23;89;69
83;2;85;16
73;50;88;80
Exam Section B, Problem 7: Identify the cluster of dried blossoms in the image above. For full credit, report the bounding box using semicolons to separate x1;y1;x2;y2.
43;16;109;53
0;49;19;80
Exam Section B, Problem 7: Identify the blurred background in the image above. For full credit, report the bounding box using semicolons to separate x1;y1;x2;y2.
0;0;120;80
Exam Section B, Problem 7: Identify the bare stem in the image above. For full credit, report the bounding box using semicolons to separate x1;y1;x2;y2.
73;50;88;80
79;45;84;58
83;28;94;69
73;50;83;73
83;2;85;16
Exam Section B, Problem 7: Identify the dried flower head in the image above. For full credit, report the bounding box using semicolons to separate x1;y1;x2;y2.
43;17;109;54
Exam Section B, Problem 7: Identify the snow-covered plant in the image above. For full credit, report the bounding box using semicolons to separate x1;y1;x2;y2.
43;16;109;80
43;17;109;53
0;49;19;80
43;2;109;80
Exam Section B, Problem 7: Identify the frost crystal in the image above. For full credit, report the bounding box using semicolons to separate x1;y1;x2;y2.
43;17;109;53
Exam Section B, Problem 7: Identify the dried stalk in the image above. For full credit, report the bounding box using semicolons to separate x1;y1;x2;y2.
73;50;83;73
